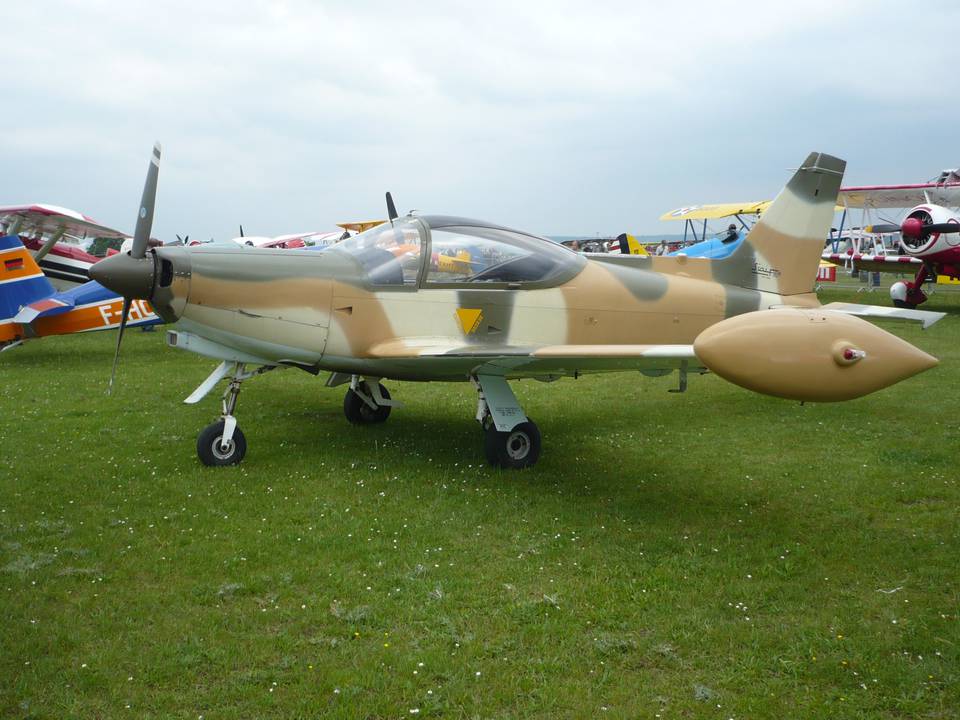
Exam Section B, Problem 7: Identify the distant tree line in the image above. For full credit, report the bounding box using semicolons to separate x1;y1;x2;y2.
87;236;125;257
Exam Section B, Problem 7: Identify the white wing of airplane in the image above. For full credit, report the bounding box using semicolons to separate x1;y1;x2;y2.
0;204;129;241
838;182;960;208
821;250;923;274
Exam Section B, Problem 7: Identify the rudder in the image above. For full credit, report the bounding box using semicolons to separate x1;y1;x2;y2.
716;152;844;296
0;234;56;322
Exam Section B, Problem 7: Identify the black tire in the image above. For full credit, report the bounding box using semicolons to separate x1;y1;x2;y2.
893;299;917;310
344;383;392;424
197;420;247;467
483;419;541;470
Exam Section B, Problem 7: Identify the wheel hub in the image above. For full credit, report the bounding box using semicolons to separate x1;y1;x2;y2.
212;437;235;460
506;430;530;460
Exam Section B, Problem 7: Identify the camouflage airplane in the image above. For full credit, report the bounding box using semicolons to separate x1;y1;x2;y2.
92;145;942;469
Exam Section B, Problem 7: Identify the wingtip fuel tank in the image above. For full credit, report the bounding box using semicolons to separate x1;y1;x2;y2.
693;308;938;402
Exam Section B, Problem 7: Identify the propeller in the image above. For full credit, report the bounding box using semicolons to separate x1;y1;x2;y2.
106;142;161;393
865;218;960;237
863;223;902;234
175;233;190;246
386;192;398;222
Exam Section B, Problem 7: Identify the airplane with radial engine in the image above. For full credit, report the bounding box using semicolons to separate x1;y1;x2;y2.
92;144;943;469
0;235;160;352
819;178;960;309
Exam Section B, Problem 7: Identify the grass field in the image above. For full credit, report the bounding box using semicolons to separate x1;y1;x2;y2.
1;289;958;719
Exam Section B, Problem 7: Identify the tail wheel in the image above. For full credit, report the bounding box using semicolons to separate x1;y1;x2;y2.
484;420;541;469
344;383;392;424
197;420;247;466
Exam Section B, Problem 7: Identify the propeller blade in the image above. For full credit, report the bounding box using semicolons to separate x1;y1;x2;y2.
924;223;960;234
386;192;398;221
131;142;162;259
864;223;901;234
107;297;132;394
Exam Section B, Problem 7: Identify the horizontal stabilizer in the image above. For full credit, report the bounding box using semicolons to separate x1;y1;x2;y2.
13;296;73;324
820;302;945;330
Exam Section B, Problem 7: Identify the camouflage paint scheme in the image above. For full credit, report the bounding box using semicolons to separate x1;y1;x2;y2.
90;150;939;467
127;153;932;392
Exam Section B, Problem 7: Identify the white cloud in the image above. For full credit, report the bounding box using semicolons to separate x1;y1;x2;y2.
2;0;958;237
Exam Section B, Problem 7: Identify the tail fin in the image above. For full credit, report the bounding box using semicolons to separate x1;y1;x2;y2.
616;233;648;256
718;152;844;296
0;234;56;322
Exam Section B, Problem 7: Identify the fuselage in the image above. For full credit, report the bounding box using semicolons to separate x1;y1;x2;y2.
149;216;819;381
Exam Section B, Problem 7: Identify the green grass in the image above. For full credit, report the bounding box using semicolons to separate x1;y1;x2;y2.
1;289;958;719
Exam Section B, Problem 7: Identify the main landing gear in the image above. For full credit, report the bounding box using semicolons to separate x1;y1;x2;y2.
473;374;541;469
343;377;395;424
338;374;539;468
188;365;541;470
891;264;931;309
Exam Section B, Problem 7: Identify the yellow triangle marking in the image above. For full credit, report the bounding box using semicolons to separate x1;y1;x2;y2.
455;308;483;334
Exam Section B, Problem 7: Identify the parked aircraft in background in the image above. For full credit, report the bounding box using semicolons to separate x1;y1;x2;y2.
820;178;960;308
0;204;131;289
91;146;942;470
663;169;960;307
0;235;159;351
232;221;385;249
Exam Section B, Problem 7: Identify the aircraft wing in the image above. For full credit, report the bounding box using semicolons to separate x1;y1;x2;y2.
821;251;923;274
366;340;703;374
660;202;770;221
838;183;960;209
0;204;129;241
337;220;385;233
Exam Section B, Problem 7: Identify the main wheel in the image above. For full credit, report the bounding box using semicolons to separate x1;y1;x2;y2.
197;420;247;466
484;420;541;469
344;383;392;424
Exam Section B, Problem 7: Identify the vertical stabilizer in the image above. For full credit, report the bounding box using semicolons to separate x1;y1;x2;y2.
0;235;56;322
719;152;844;296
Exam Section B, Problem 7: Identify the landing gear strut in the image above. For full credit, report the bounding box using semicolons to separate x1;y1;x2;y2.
473;374;541;469
891;264;930;309
343;376;400;424
191;361;277;466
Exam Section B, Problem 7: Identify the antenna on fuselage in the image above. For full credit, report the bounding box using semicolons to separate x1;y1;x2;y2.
385;192;398;225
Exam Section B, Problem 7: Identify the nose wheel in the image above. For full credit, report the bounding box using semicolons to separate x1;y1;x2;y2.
189;361;277;467
197;420;247;466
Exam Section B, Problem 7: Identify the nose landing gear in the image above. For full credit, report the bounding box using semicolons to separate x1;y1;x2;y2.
189;360;279;467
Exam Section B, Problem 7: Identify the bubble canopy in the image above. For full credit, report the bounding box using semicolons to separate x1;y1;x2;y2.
331;215;585;287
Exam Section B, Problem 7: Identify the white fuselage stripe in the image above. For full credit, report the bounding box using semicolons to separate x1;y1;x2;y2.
0;271;44;285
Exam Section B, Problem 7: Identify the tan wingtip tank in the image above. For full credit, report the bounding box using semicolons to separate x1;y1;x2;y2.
693;308;938;402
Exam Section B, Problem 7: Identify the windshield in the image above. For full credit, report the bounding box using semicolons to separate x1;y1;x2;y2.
331;219;423;285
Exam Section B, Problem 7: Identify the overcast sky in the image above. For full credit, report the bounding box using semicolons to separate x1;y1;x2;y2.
3;1;958;240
